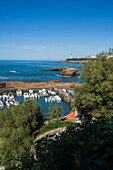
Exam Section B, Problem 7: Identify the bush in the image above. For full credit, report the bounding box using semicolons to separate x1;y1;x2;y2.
0;100;43;169
33;117;113;170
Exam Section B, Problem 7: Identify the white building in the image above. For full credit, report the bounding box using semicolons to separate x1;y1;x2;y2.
70;53;72;59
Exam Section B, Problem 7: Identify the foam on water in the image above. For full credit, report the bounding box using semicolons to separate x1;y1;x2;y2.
0;76;8;79
9;71;17;73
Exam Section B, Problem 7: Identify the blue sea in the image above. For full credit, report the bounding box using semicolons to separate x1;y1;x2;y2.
0;60;83;83
0;60;83;117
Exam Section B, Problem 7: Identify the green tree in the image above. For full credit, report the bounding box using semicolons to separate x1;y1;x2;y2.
73;49;113;118
0;99;43;169
47;104;63;120
33;117;113;170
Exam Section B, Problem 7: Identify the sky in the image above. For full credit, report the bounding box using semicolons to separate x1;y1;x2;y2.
0;0;113;60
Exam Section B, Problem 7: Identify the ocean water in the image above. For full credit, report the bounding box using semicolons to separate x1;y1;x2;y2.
0;60;83;117
0;60;83;83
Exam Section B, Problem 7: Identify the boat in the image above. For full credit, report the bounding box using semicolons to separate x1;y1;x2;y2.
16;90;22;96
29;89;33;94
23;92;29;99
8;93;14;100
34;92;38;98
62;89;66;93
2;93;8;100
43;92;48;97
45;97;48;102
12;98;19;105
42;89;46;92
45;96;51;102
50;96;56;102
54;95;61;101
0;100;4;108
6;100;11;107
29;93;35;98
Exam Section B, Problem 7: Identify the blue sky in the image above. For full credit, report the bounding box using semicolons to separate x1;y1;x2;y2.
0;0;113;60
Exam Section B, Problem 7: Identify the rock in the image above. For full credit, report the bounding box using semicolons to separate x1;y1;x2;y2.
40;67;79;76
60;71;75;76
74;72;80;75
60;67;79;76
48;80;60;83
40;67;64;71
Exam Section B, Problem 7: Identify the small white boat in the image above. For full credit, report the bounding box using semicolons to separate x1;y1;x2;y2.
0;100;4;107
45;96;51;102
50;97;56;102
45;97;48;103
7;98;19;106
62;89;66;93
29;89;33;94
48;90;51;94
43;92;48;97
29;93;35;98
34;92;38;98
2;93;8;100
16;90;22;96
13;98;19;106
42;89;46;92
8;93;14;100
38;94;40;98
55;95;61;101
23;92;29;99
51;91;56;95
6;100;11;107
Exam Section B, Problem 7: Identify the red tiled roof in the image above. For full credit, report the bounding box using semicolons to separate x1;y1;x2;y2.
61;112;75;121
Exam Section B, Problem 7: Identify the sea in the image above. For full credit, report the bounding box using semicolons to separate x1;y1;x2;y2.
0;60;83;117
0;60;83;83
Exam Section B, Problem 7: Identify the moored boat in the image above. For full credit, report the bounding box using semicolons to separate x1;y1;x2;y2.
23;92;29;99
2;93;8;101
16;90;22;96
0;100;4;108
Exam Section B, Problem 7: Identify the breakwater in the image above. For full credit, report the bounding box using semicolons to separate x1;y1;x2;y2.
52;87;73;103
0;81;76;91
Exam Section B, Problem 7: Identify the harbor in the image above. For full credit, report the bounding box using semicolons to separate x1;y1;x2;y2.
0;86;73;118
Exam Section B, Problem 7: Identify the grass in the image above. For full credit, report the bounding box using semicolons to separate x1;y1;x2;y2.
36;120;76;137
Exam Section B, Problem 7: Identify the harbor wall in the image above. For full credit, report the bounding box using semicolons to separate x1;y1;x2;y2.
53;87;73;103
5;81;74;90
0;82;6;88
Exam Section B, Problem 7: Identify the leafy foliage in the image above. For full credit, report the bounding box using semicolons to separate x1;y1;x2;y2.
0;100;43;169
47;104;63;120
36;120;76;137
73;49;113;118
66;57;96;61
33;117;113;170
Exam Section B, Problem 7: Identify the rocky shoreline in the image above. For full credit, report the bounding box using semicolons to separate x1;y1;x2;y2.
55;60;88;64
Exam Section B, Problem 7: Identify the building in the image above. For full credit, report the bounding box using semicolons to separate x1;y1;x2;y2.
70;53;72;59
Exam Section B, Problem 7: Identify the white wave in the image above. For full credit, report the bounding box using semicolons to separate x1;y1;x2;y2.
56;74;71;77
60;75;71;77
9;70;16;73
0;76;8;79
55;74;60;77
